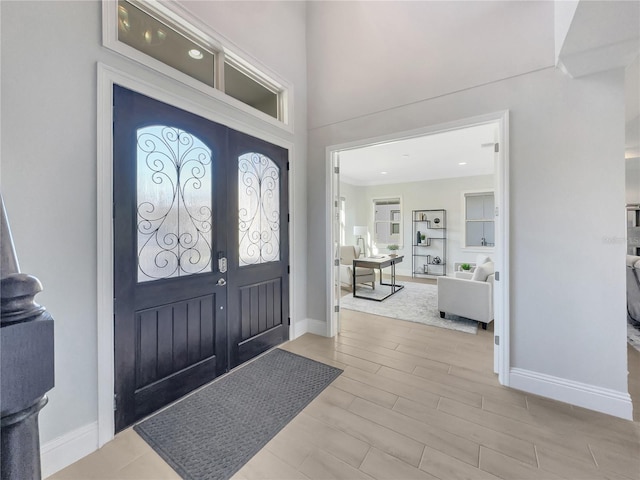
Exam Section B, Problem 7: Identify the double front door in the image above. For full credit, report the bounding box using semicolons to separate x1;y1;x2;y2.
113;86;289;432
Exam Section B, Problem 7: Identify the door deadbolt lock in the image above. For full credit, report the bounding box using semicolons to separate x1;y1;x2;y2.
217;278;227;286
218;257;228;273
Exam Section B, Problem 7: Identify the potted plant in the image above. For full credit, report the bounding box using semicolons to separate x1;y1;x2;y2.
387;244;399;257
460;263;471;271
420;234;426;244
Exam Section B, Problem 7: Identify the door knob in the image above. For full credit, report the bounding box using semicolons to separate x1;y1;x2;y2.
217;278;227;286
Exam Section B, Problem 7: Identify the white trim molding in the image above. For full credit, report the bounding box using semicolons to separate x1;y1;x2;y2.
494;110;510;385
41;422;99;478
510;368;633;420
291;318;327;338
307;318;329;337
326;150;338;337
101;0;294;133
293;318;309;337
326;111;510;383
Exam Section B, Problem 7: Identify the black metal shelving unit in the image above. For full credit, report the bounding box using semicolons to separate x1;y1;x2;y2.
412;209;446;277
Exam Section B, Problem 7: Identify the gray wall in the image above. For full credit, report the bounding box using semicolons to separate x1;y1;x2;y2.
1;0;308;446
306;1;555;129
627;158;640;204
0;0;631;461
342;175;495;276
307;64;628;395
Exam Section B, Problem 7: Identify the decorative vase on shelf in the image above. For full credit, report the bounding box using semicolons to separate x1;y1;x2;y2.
416;231;421;244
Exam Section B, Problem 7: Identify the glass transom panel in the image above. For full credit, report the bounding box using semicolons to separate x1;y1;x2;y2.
137;126;213;282
224;62;278;119
238;153;280;266
118;1;215;87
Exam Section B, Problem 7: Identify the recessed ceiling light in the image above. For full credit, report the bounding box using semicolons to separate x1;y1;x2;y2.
458;162;467;166
380;171;388;175
402;154;409;158
188;49;204;60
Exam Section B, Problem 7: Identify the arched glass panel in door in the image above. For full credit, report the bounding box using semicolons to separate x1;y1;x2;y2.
136;125;213;282
238;152;280;266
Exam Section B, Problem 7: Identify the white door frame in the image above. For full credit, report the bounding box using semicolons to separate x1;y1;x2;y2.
96;63;297;447
325;111;510;385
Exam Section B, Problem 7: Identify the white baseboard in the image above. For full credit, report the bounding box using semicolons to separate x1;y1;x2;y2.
509;368;633;420
306;318;328;336
41;421;99;478
293;318;327;338
292;318;308;338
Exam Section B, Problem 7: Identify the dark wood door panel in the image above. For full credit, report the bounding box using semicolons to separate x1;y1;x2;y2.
114;85;289;432
113;85;227;432
227;130;289;369
238;325;285;365
239;278;283;342
134;275;221;310
134;356;218;420
135;295;216;391
237;277;285;364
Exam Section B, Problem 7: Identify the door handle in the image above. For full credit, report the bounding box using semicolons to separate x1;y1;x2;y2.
217;278;227;286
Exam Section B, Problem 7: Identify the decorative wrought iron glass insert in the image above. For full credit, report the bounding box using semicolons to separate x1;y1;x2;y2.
238;153;280;266
137;126;213;282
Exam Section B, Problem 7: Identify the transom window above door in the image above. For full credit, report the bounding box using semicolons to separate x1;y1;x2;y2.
104;0;290;126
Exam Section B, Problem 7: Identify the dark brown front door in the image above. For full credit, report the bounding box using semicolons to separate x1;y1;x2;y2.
227;130;289;368
113;86;289;432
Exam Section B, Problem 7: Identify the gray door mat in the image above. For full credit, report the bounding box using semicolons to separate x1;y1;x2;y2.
133;348;343;480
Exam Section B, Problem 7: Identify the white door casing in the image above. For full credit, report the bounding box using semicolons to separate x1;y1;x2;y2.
325;111;510;384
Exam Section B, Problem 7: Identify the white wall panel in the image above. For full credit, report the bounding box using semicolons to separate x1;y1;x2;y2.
307;66;628;405
307;1;555;129
1;0;308;451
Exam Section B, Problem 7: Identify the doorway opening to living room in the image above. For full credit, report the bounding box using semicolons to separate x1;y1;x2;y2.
326;111;510;384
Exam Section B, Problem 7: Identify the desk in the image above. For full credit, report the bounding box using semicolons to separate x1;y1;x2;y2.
353;255;404;301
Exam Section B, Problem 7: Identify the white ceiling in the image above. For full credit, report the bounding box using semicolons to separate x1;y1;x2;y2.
306;1;555;129
339;123;498;186
557;0;640;78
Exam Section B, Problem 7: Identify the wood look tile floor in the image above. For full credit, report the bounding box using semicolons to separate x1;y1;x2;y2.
49;308;640;480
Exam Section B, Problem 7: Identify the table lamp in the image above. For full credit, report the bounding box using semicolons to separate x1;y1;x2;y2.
353;226;367;257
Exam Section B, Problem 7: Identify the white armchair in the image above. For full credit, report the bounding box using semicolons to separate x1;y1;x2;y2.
339;245;376;291
437;261;494;329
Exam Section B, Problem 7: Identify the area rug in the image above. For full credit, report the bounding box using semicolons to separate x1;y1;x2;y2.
628;322;640;352
134;349;342;480
341;281;478;334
